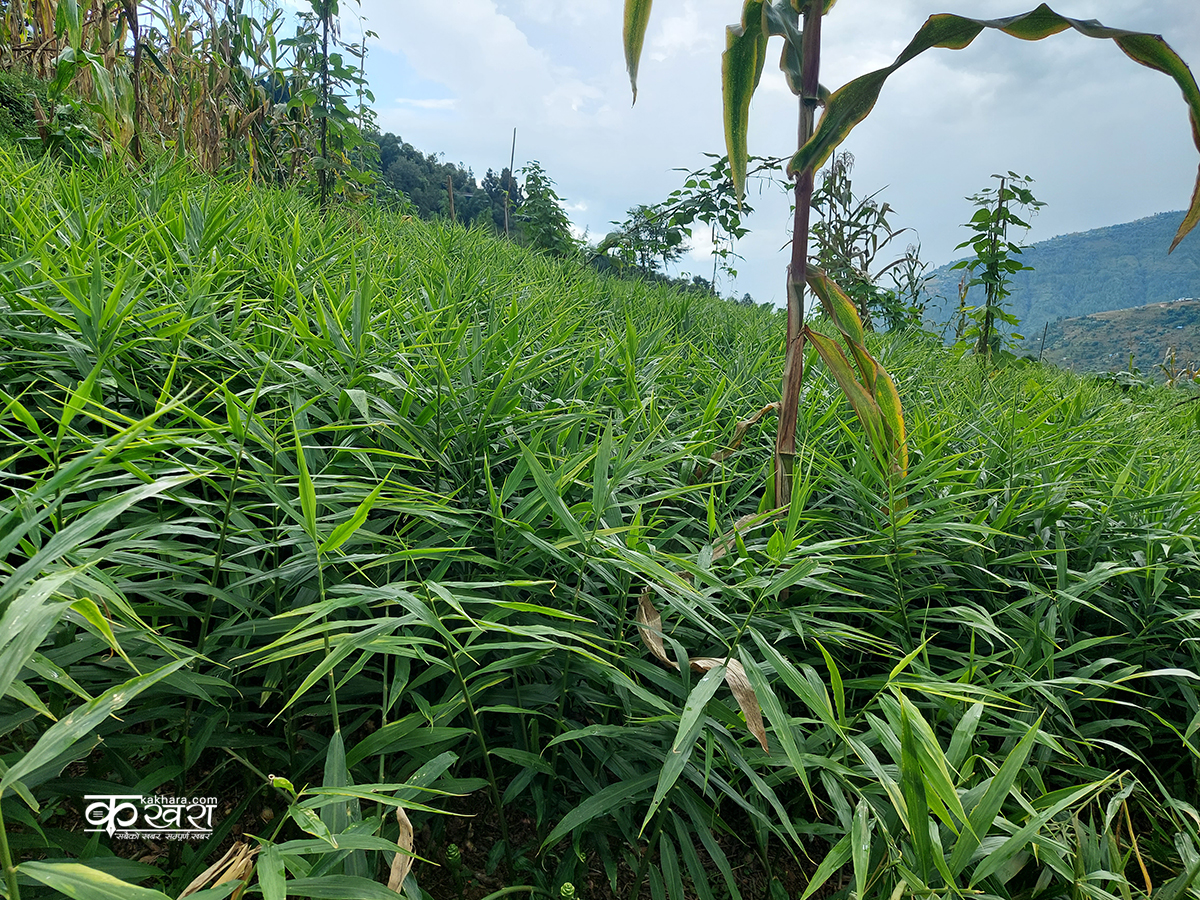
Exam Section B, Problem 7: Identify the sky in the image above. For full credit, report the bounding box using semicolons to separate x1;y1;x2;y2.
348;0;1200;306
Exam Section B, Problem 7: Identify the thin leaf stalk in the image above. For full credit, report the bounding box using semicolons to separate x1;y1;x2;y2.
0;798;19;900
434;597;511;865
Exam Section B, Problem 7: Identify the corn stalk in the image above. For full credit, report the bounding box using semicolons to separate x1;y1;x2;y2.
624;0;1200;508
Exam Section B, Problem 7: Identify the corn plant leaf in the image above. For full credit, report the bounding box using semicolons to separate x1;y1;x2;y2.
787;4;1200;252
871;358;908;475
763;1;804;95
623;0;655;102
721;1;768;200
806;269;868;373
803;330;887;454
0;658;191;798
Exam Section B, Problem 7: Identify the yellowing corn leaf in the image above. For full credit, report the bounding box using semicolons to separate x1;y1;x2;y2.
787;4;1200;253
622;0;655;102
386;805;415;892
721;0;769;200
803;268;908;482
803;331;886;452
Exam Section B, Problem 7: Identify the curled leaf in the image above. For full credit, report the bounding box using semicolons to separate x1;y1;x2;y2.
787;4;1200;252
178;842;258;898
636;593;769;751
692;657;769;752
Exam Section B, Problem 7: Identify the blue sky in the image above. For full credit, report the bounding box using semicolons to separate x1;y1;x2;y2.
348;0;1200;306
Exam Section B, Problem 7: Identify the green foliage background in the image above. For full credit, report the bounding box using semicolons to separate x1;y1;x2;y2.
1;148;1200;898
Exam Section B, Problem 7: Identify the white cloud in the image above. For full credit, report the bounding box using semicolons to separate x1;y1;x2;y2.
359;0;1200;306
395;98;458;111
650;3;719;62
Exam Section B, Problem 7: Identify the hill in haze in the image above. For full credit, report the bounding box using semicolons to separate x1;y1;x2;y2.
924;210;1200;340
1020;298;1200;377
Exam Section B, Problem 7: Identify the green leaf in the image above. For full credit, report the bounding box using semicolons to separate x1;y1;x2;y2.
542;772;659;850
259;842;286;900
294;422;318;543
799;832;852;900
900;701;935;883
969;776;1112;886
623;0;655;102
740;648;815;804
852;800;872;900
948;714;1043;876
642;665;727;833
721;1;768;201
319;476;386;554
787;4;1200;252
17;862;175;900
0;659;191;798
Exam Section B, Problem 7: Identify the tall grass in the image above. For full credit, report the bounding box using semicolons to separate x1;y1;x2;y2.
1;148;1199;899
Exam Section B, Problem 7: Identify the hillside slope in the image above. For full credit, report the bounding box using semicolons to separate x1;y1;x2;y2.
926;210;1200;337
1021;297;1200;375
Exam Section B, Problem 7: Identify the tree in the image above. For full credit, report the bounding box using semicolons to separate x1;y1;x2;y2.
625;0;1200;508
517;160;579;258
602;204;688;274
482;167;524;232
951;172;1045;358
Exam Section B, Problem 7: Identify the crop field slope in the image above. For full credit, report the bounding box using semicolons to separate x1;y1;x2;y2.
2;149;1200;899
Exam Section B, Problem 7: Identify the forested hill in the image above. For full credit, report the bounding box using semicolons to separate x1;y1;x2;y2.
925;210;1200;335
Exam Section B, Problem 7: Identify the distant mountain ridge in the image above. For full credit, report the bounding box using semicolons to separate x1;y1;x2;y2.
924;210;1200;339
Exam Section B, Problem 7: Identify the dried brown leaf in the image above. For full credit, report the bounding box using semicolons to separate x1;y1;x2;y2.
689;658;769;752
178;842;258;898
387;805;415;892
636;589;675;668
